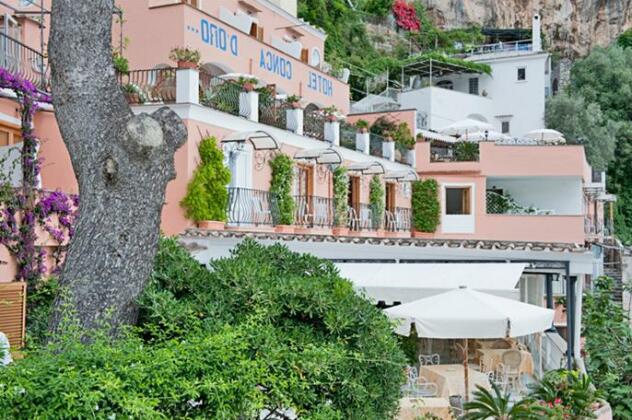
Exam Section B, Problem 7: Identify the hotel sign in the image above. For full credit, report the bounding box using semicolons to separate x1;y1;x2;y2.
194;18;335;97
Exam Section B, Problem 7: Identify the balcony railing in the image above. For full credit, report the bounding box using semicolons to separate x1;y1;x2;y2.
385;207;411;231
227;187;277;226
294;195;334;227
455;40;533;58
0;33;48;90
259;98;290;130
199;73;241;116
486;191;555;215
303;108;326;141
340;122;356;150
118;68;177;104
348;203;378;230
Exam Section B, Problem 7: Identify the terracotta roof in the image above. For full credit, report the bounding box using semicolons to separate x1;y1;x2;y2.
181;228;588;253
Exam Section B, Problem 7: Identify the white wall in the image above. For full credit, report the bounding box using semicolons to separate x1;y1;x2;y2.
441;182;476;234
487;176;583;215
476;53;548;136
398;87;493;130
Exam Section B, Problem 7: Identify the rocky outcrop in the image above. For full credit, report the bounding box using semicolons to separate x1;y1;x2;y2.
422;0;632;57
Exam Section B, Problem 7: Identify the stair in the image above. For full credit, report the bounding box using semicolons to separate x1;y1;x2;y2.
603;244;624;303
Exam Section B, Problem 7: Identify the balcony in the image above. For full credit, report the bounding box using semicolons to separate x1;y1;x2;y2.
454;40;533;59
226;187;276;226
0;33;48;91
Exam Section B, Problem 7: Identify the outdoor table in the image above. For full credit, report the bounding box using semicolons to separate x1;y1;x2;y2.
419;364;491;399
397;397;453;420
476;349;534;375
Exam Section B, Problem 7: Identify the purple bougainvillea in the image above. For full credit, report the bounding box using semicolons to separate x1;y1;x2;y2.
0;69;77;287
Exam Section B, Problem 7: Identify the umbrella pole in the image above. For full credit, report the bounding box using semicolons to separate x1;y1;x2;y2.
463;338;470;402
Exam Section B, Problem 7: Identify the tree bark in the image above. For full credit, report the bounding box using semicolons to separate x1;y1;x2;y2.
47;1;187;335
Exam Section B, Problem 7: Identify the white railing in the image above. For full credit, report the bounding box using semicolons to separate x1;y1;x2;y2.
455;40;533;58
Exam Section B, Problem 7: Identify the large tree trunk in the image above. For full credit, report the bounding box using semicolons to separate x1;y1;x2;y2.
47;1;187;334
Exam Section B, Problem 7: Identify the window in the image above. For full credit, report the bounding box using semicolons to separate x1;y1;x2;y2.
517;67;526;81
296;165;313;197
445;187;471;215
0;124;21;146
501;121;510;134
468;77;479;95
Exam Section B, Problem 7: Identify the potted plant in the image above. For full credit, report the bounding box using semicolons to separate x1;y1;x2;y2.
121;83;146;104
269;154;295;233
355;119;370;133
169;47;201;69
332;166;349;236
180;136;231;230
323;105;339;122
237;76;258;92
285;94;302;109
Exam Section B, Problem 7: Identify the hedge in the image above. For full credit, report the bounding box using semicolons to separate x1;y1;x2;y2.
412;179;440;232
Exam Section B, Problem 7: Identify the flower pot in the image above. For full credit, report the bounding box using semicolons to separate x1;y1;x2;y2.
124;93;139;104
326;114;337;123
332;226;349;236
242;82;255;92
412;230;434;239
290;101;301;109
274;224;294;234
177;60;198;69
197;220;225;230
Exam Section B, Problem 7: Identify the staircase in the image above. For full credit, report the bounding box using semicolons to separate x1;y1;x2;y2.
603;244;624;303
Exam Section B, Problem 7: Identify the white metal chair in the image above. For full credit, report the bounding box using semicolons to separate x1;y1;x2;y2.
251;196;271;225
401;366;439;398
419;353;440;366
359;207;372;230
347;207;359;231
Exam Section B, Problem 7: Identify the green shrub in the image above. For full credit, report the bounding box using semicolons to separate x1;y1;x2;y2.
528;369;600;418
269;153;295;225
180;136;231;222
25;277;60;348
411;179;440;232
454;141;479;161
332;166;349;227
369;175;385;229
0;238;406;418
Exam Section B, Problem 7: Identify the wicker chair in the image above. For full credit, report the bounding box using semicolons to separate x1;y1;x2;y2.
419;353;441;366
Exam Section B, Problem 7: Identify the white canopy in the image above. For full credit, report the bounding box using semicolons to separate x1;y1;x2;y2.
337;263;526;304
385;286;555;339
523;128;566;144
346;161;385;175
384;169;418;182
416;129;458;144
457;130;509;142
223;130;279;150
294;148;342;165
439;119;493;136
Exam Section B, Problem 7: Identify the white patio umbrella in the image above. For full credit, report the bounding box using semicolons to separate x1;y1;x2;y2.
439;119;494;137
457;130;509;142
385;286;554;400
523;128;566;144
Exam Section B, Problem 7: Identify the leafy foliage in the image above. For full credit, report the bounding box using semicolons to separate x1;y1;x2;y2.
454;141;479;161
25;277;60;348
582;276;632;418
528;370;600;418
332;166;349;227
411;179;439;232
269;153;295;225
0;238;406;418
545;93;617;171
392;0;420;32
618;28;632;49
369;175;385;229
463;383;544;419
180;136;231;222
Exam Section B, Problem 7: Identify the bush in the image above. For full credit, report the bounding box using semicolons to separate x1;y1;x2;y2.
369;175;385;229
25;277;60;348
269;154;295;225
528;369;600;418
0;238;406;418
411;179;439;232
454;141;479;161
180;136;231;222
332;166;349;227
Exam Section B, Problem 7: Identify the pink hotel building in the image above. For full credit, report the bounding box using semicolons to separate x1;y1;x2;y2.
0;0;619;370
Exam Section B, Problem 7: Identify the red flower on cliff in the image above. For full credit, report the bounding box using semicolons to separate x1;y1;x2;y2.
392;0;420;32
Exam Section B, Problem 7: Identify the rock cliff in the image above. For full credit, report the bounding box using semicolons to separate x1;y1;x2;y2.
422;0;632;57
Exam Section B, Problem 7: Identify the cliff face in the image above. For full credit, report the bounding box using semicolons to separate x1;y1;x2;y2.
422;0;632;57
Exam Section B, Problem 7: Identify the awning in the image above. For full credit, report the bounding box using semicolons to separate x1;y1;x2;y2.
294;148;342;165
416;129;458;144
384;169;418;182
223;130;279;150
337;262;526;304
346;161;385;175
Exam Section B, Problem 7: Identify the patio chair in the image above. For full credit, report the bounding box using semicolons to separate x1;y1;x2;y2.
419;353;440;366
251;196;271;225
295;198;311;226
359;207;372;230
385;210;395;231
313;200;329;226
347;207;359;231
501;350;522;390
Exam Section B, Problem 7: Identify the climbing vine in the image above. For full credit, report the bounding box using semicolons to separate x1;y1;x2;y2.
269;153;295;225
411;179;439;232
0;69;78;288
369;175;385;229
332;166;349;227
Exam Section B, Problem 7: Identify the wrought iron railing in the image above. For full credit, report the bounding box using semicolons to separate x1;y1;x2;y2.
294;195;334;227
199;73;241;116
259;98;290;130
369;133;384;158
118;68;177;104
348;203;374;231
226;187;277;226
340;122;356;150
385;207;411;231
0;33;48;90
303;108;325;141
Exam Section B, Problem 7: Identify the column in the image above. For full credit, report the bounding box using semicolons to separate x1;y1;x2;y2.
176;68;199;104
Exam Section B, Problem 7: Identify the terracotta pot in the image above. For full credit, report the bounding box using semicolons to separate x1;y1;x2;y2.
358;127;368;133
326;114;337;122
124;93;139;104
332;226;349;236
197;220;225;230
177;60;198;69
412;230;434;239
274;224;294;234
290;101;301;109
242;82;255;92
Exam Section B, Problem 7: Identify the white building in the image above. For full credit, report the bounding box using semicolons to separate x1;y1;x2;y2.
355;15;551;137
